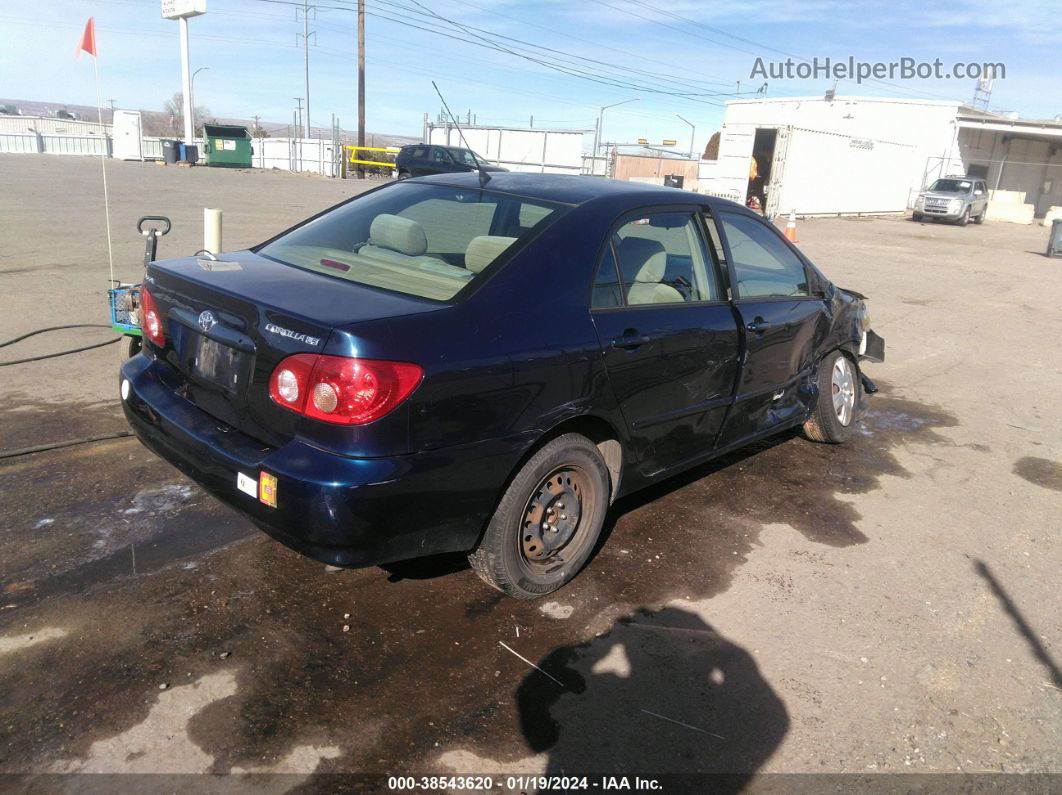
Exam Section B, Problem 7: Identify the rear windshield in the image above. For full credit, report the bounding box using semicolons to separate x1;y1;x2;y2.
258;183;566;301
929;178;972;193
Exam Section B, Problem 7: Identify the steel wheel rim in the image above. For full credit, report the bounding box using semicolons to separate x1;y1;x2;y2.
520;465;593;575
831;356;856;426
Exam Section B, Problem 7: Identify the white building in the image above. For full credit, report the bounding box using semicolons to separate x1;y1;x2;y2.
699;95;1062;223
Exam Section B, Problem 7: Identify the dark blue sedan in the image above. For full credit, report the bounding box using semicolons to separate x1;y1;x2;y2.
120;172;884;598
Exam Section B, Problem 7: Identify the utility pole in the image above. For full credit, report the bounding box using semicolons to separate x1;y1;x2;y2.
357;0;365;178
297;1;315;138
294;98;304;138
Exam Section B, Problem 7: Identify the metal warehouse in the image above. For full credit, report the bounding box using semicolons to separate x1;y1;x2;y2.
699;95;1062;223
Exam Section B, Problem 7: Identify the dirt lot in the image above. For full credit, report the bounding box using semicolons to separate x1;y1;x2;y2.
1;154;1059;787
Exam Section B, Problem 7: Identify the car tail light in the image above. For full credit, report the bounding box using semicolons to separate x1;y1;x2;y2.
269;354;422;425
139;285;165;348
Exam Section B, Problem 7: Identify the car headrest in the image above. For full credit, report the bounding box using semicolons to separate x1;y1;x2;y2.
368;214;428;256
465;235;517;273
617;237;667;284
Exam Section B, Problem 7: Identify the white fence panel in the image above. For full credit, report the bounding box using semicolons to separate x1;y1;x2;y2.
40;134;110;156
0;133;40;153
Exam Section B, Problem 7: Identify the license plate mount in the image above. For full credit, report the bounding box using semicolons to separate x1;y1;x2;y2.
189;334;248;394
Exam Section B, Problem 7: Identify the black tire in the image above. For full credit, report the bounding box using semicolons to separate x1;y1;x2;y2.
119;334;142;359
397;170;411;180
803;350;861;444
956;207;969;226
912;212;923;222
469;433;610;599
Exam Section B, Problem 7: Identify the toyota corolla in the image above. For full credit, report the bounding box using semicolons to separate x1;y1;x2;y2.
120;172;884;599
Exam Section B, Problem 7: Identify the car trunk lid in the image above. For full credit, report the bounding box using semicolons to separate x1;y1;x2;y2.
146;249;443;447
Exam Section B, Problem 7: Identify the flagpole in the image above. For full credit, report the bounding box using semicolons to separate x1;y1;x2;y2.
92;52;115;286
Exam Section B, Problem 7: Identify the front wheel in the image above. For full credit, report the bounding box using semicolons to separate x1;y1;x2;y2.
469;433;610;599
912;212;923;222
803;350;861;444
956;207;970;226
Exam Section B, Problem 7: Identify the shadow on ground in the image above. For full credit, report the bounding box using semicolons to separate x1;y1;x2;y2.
518;607;788;789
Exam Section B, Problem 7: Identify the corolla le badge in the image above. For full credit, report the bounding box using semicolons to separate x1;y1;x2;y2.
198;310;217;332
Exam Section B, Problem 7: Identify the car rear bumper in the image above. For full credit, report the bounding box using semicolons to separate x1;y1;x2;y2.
119;354;522;567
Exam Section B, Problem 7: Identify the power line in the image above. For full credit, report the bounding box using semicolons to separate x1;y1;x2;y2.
607;0;964;102
252;0;731;105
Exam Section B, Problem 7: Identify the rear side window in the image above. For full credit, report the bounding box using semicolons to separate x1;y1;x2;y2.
257;184;566;301
410;146;428;158
717;212;808;298
612;212;718;305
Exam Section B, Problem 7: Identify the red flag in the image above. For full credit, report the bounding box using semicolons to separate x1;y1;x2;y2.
76;17;96;58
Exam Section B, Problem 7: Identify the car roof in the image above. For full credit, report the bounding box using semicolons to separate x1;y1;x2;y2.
408;171;731;208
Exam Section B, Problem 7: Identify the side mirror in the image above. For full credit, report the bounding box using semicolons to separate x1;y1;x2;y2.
974;190;983;196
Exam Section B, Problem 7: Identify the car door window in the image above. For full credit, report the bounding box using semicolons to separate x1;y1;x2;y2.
718;212;809;298
612;212;718;305
432;148;451;163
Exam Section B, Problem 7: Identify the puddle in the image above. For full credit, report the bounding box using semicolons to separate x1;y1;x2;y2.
0;396;126;456
1012;457;1062;492
0;386;961;775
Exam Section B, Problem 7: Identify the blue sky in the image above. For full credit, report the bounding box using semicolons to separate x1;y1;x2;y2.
2;0;1059;150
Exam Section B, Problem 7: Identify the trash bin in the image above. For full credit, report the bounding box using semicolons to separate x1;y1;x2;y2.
202;124;253;168
178;142;187;162
1048;218;1062;258
161;139;179;165
183;144;199;165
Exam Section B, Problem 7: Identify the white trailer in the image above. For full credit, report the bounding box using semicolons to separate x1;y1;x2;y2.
700;124;918;216
424;121;592;174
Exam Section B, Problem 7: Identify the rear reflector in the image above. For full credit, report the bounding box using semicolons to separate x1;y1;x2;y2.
269;354;422;425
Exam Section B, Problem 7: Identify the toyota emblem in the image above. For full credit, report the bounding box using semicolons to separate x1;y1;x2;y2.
198;310;217;332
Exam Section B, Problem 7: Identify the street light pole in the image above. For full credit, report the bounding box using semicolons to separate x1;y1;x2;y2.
676;114;695;159
593;98;639;175
191;66;209;137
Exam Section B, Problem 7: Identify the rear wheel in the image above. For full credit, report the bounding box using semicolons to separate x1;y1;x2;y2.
469;433;610;599
803;350;861;444
397;170;411;180
974;208;985;224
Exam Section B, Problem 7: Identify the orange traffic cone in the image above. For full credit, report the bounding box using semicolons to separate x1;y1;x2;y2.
784;209;799;243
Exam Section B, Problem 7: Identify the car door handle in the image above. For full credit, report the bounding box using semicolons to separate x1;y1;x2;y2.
611;334;652;349
746;319;772;334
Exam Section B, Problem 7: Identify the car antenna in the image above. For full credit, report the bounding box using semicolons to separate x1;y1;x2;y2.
431;81;490;187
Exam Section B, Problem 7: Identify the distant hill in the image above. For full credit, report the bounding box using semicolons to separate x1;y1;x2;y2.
0;97;419;146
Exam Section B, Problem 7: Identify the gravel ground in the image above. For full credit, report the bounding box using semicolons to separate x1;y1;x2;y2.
0;154;1059;787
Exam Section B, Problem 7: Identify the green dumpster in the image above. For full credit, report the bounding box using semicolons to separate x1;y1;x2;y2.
202;124;253;168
